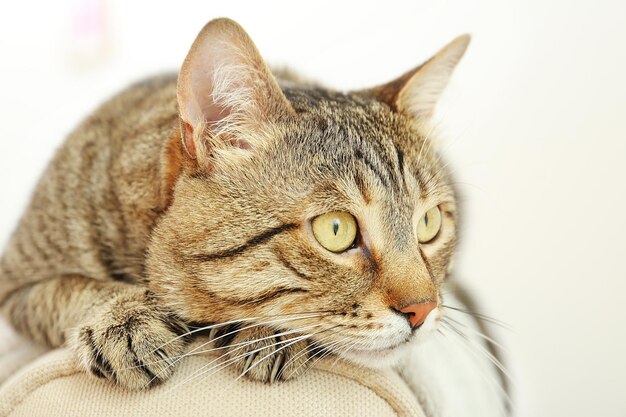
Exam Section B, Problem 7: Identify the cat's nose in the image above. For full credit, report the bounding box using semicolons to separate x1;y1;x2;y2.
399;302;437;329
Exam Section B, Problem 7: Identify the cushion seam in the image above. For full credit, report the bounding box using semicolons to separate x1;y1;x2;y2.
3;364;82;417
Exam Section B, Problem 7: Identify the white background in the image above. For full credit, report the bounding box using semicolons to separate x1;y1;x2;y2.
1;1;625;416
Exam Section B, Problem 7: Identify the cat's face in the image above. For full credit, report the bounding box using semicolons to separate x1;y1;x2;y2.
147;18;467;365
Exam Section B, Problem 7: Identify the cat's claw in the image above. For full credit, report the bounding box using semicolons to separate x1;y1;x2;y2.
269;352;284;383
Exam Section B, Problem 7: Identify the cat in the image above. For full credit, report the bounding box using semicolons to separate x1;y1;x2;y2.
0;17;507;414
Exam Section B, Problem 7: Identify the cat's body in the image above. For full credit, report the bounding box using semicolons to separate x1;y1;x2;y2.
0;74;173;337
0;75;190;386
0;18;507;416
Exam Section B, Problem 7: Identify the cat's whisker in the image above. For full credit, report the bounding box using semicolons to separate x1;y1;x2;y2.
295;337;348;378
276;326;337;363
437;326;504;405
416;118;442;167
333;327;402;341
433;160;453;180
292;330;367;378
442;316;508;353
441;321;513;384
304;325;394;375
165;348;237;393
324;332;363;357
442;304;513;331
276;328;348;380
326;337;366;371
167;353;242;394
445;181;489;195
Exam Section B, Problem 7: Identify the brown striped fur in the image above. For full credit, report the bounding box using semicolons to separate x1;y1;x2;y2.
0;18;469;389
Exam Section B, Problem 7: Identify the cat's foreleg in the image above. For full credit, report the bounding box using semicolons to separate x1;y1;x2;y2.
0;275;190;389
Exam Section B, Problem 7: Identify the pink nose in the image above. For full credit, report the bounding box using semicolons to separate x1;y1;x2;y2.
400;302;437;328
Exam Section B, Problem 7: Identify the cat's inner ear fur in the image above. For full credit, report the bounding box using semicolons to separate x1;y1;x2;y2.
363;34;470;121
177;18;293;166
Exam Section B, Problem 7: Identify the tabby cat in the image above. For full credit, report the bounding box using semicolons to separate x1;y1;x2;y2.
0;17;506;415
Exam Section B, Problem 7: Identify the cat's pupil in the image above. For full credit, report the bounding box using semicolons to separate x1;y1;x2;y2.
424;213;429;226
333;219;339;236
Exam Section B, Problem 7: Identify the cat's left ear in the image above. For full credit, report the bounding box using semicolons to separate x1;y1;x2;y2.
362;34;470;121
177;18;293;166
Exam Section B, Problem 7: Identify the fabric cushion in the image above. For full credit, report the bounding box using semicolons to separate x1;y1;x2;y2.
0;335;424;417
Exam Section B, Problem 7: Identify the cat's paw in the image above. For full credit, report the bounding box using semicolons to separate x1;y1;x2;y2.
219;326;310;383
71;292;189;390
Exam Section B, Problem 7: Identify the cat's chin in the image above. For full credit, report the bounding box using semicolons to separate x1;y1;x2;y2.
338;338;416;369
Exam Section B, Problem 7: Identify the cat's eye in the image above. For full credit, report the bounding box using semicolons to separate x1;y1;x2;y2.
417;206;442;243
311;211;358;253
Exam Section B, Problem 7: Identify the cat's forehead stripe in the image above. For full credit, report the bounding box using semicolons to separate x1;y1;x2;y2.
353;148;390;189
393;143;407;193
353;168;372;204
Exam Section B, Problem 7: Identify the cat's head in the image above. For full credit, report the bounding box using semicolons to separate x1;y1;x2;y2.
148;18;468;366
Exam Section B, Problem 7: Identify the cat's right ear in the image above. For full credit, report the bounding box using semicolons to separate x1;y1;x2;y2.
177;18;293;168
362;34;470;122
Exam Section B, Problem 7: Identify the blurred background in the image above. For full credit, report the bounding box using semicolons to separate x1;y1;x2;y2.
1;1;625;416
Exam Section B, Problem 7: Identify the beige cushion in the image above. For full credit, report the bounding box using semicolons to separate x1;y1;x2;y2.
0;335;425;417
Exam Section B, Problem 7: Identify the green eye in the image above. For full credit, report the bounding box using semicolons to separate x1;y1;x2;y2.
312;211;358;253
417;206;442;243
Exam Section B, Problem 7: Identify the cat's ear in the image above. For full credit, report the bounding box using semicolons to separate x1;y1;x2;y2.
363;35;470;121
177;18;293;165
